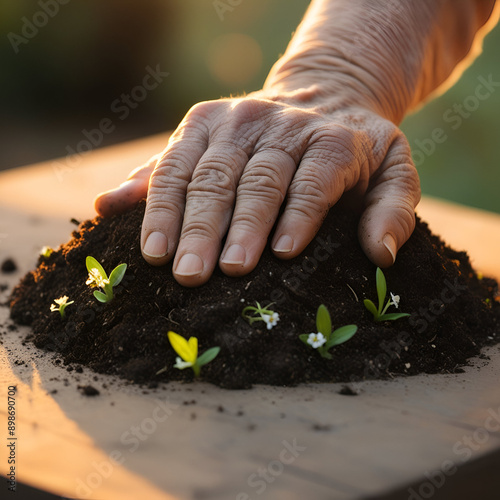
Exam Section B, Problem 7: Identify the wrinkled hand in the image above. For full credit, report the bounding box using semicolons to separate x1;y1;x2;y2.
95;89;420;287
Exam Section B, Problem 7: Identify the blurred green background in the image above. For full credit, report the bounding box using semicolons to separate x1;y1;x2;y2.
1;0;499;213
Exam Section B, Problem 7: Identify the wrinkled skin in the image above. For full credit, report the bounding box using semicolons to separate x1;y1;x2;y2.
96;88;420;287
95;0;495;287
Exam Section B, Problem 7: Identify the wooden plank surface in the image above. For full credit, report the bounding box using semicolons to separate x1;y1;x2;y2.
1;135;500;500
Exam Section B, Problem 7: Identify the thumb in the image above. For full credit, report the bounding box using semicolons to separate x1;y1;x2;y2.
358;135;421;268
94;154;160;217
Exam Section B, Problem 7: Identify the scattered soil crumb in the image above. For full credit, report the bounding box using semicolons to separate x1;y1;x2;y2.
78;385;100;396
338;385;359;396
312;424;332;432
1;258;17;274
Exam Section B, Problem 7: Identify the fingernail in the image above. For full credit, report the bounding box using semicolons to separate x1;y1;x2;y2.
383;234;397;264
221;244;246;265
273;234;293;253
143;232;168;258
175;253;204;276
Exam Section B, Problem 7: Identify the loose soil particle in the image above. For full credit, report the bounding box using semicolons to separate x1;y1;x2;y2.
9;200;500;389
78;385;100;397
1;258;17;274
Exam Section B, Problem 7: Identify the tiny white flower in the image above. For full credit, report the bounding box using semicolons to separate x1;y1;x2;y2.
262;312;280;330
307;332;327;349
50;296;74;316
86;268;110;288
390;292;400;308
40;245;53;257
174;357;193;370
53;296;71;306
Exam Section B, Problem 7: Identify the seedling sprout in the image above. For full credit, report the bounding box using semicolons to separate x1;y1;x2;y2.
299;304;358;359
85;256;127;303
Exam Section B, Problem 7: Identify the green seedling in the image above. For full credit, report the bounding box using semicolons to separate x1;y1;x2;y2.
242;302;280;330
85;256;127;303
363;267;410;322
157;331;220;377
50;296;74;319
299;304;358;359
40;246;54;258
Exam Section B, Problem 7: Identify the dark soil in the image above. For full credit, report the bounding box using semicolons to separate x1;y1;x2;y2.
1;258;17;273
9;201;500;389
77;385;100;397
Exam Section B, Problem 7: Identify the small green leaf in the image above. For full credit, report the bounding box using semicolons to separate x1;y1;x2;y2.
376;267;387;313
86;256;107;280
93;290;108;303
363;299;378;319
196;347;220;367
109;263;127;287
156;366;167;375
299;333;310;346
376;313;410;322
316;304;332;337
325;324;358;349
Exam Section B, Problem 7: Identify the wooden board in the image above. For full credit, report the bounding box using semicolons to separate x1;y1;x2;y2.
1;135;500;500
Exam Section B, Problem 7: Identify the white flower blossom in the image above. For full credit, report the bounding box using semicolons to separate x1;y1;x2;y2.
390;292;400;309
50;296;71;310
174;357;193;370
40;246;53;257
307;332;327;349
86;268;110;288
262;312;280;330
50;296;74;317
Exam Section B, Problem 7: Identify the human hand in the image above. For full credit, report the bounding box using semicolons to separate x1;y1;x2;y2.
95;88;420;287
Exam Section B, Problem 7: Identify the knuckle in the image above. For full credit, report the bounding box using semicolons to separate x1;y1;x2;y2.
287;180;330;214
393;204;417;239
308;124;367;169
283;203;327;229
256;117;311;159
229;98;272;123
381;160;421;201
186;99;226;121
154;154;192;180
145;194;184;221
230;212;272;234
238;164;288;205
399;163;421;194
180;219;221;242
293;164;343;200
149;158;191;200
214;98;277;148
188;160;237;198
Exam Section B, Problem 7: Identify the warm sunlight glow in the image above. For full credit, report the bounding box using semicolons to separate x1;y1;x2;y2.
207;33;263;86
0;349;175;500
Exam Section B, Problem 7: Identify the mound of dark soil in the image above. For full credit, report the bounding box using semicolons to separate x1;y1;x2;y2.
9;201;500;389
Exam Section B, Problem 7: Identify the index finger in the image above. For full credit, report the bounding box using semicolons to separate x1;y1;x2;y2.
141;120;210;265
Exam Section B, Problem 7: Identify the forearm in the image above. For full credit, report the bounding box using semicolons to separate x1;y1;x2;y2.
264;0;498;123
